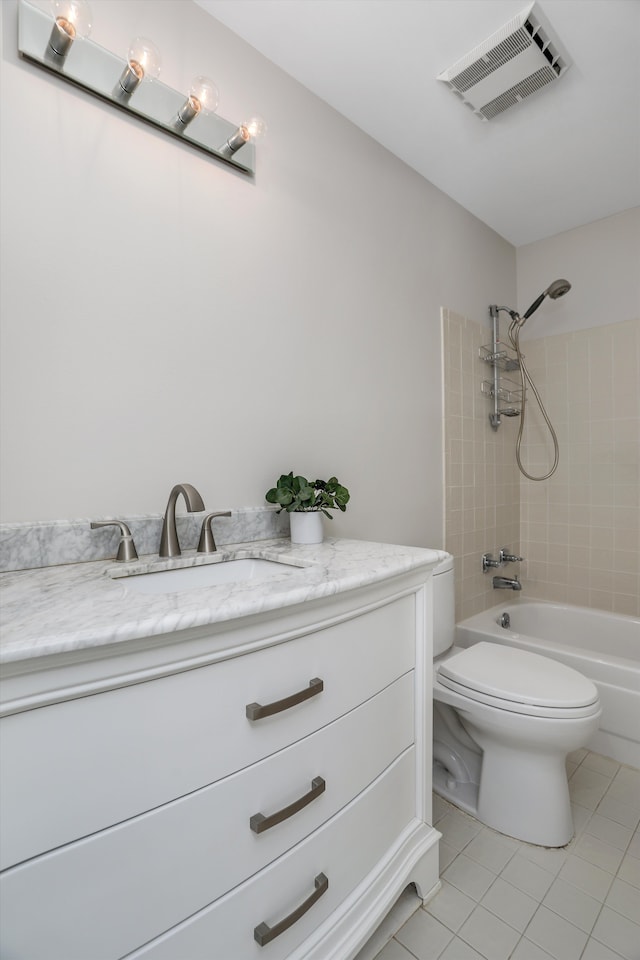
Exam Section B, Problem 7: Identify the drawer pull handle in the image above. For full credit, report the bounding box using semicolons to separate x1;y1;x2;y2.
246;677;323;721
254;872;329;946
250;776;326;834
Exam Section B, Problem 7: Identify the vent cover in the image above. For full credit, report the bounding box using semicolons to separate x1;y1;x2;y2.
437;2;571;121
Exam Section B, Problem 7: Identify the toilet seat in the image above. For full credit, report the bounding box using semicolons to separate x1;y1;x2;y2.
437;642;600;719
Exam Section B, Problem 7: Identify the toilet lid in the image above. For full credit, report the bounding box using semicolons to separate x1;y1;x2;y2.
438;642;599;709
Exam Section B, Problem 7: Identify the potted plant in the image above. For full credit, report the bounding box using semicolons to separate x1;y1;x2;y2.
265;473;350;544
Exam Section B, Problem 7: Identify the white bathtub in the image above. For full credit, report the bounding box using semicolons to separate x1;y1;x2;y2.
455;601;640;769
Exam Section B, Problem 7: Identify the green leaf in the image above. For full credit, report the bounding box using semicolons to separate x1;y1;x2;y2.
334;485;350;506
266;472;349;516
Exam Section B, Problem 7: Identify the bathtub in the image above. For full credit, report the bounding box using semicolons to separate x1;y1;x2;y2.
455;601;640;769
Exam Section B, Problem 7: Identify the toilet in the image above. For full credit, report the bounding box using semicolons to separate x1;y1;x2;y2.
432;556;601;847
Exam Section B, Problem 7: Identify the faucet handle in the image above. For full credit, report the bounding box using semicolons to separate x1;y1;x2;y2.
482;552;502;572
197;512;232;554
499;547;524;564
90;520;139;562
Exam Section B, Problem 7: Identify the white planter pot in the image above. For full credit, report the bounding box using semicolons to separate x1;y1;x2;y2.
289;511;324;544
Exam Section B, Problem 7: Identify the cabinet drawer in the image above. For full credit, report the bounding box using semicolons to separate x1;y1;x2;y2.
0;673;414;960
127;748;416;960
1;594;415;869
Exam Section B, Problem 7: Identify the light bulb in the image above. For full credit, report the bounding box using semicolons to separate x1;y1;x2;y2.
118;36;162;96
48;0;92;57
242;116;267;141
177;76;219;126
189;76;219;115
219;114;267;157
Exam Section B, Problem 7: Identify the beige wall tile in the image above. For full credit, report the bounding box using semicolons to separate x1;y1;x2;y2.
444;314;639;620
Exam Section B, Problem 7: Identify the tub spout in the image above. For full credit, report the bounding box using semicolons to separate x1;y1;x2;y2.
493;575;522;591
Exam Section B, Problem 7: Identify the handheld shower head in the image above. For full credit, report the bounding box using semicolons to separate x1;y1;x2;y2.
522;278;571;320
546;278;571;300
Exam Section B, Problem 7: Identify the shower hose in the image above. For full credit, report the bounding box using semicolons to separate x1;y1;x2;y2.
508;316;560;481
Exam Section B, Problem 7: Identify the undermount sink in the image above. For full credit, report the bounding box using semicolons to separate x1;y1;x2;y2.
114;558;303;595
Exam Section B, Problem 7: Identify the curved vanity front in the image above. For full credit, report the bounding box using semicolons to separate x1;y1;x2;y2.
0;537;443;960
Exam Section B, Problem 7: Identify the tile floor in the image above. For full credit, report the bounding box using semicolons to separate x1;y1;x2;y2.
357;749;640;960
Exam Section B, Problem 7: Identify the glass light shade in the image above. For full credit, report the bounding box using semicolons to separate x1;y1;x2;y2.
51;0;92;39
127;36;161;81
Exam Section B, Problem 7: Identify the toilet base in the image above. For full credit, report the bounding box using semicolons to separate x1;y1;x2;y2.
432;754;574;847
476;745;574;847
432;697;596;846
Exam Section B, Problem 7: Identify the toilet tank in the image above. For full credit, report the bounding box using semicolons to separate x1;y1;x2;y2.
433;555;455;657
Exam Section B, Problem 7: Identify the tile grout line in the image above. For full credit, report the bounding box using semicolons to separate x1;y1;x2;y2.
374;750;639;960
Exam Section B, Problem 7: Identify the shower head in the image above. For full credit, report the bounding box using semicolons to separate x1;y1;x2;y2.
521;278;571;320
546;278;571;299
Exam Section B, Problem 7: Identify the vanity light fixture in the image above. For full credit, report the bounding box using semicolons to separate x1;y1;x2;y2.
176;75;219;127
48;0;92;58
219;116;267;158
117;36;162;97
18;0;262;175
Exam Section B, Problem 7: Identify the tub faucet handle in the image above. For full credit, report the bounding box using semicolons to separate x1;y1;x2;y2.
482;552;502;572
197;511;232;554
500;548;524;564
90;520;139;562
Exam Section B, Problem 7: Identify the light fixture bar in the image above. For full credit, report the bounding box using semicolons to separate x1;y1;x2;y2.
18;0;257;175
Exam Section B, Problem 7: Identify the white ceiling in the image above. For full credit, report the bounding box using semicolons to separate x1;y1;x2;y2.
196;0;640;246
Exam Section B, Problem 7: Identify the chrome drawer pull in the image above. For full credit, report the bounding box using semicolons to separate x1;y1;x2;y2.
250;777;326;834
245;677;324;721
254;872;329;946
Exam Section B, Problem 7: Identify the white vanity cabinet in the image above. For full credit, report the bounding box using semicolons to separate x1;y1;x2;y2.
0;567;440;960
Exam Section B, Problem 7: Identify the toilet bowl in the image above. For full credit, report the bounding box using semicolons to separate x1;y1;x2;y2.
432;556;601;846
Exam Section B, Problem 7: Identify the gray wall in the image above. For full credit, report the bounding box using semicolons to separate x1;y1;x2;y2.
517;208;640;339
0;0;515;546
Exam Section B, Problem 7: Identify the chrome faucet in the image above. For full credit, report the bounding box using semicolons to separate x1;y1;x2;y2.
499;547;524;564
493;575;522;591
159;483;205;558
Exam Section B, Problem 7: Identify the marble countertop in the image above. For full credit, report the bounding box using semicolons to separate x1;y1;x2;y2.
0;537;446;665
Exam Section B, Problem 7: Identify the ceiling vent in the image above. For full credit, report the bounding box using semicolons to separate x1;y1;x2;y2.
437;2;571;121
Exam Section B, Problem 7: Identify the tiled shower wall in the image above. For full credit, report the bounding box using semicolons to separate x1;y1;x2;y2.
443;311;640;620
442;309;521;621
518;317;639;616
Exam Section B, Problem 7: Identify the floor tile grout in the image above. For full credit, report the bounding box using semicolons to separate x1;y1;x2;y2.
366;750;639;960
